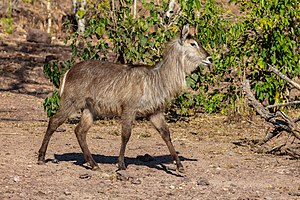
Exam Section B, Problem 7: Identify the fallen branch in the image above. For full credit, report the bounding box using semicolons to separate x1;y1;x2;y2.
242;79;274;120
240;66;299;158
268;64;300;90
242;79;300;143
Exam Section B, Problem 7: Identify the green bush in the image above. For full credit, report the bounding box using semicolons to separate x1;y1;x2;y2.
176;0;299;115
233;0;299;105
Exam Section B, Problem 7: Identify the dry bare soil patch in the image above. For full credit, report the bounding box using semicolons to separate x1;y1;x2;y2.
0;38;299;200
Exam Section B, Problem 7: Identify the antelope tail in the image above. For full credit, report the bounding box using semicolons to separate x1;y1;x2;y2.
59;70;69;96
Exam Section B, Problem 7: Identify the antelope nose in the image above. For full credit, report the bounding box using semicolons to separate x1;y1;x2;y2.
207;56;213;64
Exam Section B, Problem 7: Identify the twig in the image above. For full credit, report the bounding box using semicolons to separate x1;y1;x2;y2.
266;101;300;109
267;143;286;154
268;64;300;90
285;147;300;159
242;80;275;120
292;130;300;140
292;116;300;123
259;129;281;145
276;110;295;129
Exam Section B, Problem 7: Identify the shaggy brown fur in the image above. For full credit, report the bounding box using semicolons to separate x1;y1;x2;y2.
38;25;212;173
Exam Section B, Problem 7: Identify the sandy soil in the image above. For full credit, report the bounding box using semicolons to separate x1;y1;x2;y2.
0;38;299;200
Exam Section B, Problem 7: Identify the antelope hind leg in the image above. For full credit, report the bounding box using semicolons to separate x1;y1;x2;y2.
75;108;99;170
38;110;69;164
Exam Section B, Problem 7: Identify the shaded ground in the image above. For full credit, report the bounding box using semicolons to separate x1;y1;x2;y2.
0;38;70;98
0;39;300;200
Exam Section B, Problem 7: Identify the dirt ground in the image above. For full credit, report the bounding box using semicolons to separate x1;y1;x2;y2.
0;38;300;200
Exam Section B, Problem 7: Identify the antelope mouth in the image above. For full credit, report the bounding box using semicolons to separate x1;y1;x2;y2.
201;56;213;65
202;60;211;65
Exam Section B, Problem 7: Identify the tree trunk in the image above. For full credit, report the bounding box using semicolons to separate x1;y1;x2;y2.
47;0;51;34
133;0;137;18
77;0;86;34
72;0;77;14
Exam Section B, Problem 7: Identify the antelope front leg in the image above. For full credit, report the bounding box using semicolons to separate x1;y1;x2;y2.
117;110;135;170
150;111;184;173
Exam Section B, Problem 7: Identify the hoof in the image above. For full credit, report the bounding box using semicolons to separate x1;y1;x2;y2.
91;165;100;171
177;166;185;174
37;160;45;165
117;162;127;171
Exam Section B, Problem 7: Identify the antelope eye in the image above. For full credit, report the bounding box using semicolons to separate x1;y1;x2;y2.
190;42;197;47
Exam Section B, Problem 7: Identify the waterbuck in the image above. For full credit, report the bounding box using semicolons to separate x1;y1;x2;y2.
38;25;212;173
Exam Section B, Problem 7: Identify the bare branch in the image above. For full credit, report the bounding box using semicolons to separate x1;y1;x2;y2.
166;0;176;18
242;79;300;143
47;0;51;34
266;101;300;109
275;110;295;129
164;0;182;28
133;0;137;18
258;129;281;145
293;130;300;140
268;64;300;90
242;64;300;151
293;116;300;123
242;80;274;120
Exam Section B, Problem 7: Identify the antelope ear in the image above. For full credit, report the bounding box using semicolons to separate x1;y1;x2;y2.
180;24;190;45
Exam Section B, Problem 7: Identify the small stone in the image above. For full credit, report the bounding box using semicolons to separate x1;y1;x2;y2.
230;183;237;188
226;151;235;156
165;165;177;171
169;185;175;189
19;192;26;198
64;190;71;195
79;173;92;179
197;177;209;186
116;171;131;181
36;190;47;196
52;159;59;164
13;176;21;182
131;178;142;185
288;191;300;196
264;196;272;200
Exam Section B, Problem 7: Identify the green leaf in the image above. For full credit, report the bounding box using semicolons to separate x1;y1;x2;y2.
76;9;86;19
195;0;201;10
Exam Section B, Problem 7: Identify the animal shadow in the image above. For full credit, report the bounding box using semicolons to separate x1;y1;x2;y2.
53;153;197;176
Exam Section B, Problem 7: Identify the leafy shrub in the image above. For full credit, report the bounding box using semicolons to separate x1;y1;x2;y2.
178;0;299;115
43;90;60;117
